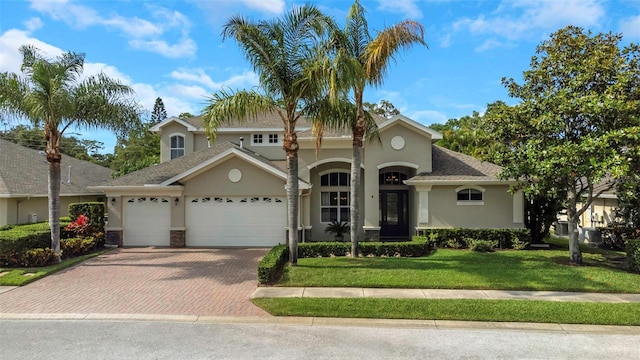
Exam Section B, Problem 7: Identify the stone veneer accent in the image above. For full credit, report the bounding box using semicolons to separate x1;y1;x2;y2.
106;230;123;247
170;230;186;248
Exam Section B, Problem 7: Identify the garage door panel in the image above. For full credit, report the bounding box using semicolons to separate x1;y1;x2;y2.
124;197;170;246
186;196;286;247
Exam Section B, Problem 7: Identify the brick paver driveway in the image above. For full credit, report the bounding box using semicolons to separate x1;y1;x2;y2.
0;248;270;316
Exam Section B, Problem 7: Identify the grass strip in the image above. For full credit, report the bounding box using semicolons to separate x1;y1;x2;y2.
279;249;639;293
252;297;640;326
0;248;112;286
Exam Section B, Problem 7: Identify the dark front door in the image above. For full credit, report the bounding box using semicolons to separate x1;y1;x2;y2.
379;190;409;238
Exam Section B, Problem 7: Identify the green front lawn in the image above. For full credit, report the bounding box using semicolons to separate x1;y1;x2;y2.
0;249;111;286
278;242;637;293
253;298;640;326
253;239;639;325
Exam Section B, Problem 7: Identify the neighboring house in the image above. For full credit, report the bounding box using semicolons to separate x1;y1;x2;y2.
578;181;619;229
0;139;112;226
94;113;524;248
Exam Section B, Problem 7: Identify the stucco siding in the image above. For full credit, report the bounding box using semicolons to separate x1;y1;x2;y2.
160;123;194;163
308;162;364;241
365;123;432;172
182;157;286;197
579;198;619;228
193;133;210;152
425;185;522;229
213;133;286;160
2;196;101;225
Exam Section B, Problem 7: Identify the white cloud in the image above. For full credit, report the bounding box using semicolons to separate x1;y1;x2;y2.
169;68;259;90
377;0;423;19
166;84;209;100
28;0;195;58
0;29;63;73
620;15;640;40
407;110;448;125
24;17;43;32
475;38;504;52
129;38;197;58
453;0;605;41
240;0;285;14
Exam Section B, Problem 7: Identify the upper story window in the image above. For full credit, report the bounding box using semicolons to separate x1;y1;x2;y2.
170;135;185;160
456;186;485;205
252;133;280;145
379;171;408;185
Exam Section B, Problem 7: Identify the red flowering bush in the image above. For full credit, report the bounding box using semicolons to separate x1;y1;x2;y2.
65;214;92;237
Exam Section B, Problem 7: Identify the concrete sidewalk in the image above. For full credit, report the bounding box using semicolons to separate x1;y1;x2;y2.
251;287;640;303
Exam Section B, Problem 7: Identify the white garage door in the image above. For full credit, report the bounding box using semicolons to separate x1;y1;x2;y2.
186;196;286;247
124;197;171;246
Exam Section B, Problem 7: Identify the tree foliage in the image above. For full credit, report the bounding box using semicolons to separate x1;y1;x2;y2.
110;122;160;177
0;45;140;261
363;99;400;118
201;5;335;265
486;26;640;264
151;97;167;124
323;0;425;256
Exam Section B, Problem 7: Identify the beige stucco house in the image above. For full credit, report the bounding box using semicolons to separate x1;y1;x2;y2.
0;139;111;227
94;113;524;248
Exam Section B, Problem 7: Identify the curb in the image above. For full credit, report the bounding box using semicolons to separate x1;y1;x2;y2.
1;313;638;334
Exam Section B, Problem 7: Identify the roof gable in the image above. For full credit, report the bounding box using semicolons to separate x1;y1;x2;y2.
149;116;198;132
378;114;442;140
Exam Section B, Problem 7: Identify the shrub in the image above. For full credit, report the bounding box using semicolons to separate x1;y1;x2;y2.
258;245;289;285
625;239;640;273
299;238;431;258
469;239;497;252
20;248;57;267
61;236;98;258
0;220;71;267
68;202;105;231
299;242;350;257
419;228;531;250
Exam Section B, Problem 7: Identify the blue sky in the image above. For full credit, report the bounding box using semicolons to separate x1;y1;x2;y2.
1;0;639;153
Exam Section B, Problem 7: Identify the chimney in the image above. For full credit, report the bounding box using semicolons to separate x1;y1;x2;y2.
239;137;244;149
67;165;72;184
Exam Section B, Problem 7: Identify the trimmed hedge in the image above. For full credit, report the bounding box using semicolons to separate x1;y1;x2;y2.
258;245;289;285
0;220;72;267
626;239;640;273
298;238;432;258
68;202;105;230
416;228;531;250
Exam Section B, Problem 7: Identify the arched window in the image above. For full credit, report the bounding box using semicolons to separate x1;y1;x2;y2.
455;186;485;205
170;135;185;159
320;171;350;223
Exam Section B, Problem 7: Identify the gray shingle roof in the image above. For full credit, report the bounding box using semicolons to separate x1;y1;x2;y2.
0;139;112;196
102;141;292;186
409;145;504;182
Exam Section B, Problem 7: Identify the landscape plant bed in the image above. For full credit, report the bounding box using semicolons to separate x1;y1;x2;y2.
252;298;640;326
0;248;111;286
278;248;640;293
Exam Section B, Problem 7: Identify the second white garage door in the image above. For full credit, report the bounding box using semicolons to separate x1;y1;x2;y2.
123;197;171;246
186;196;286;247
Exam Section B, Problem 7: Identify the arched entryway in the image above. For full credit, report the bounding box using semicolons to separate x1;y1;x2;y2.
378;168;414;238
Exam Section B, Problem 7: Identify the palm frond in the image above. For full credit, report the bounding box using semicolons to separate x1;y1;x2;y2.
201;88;277;141
365;20;426;86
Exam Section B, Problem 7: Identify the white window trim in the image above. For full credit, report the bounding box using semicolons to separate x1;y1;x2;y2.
169;133;185;159
455;185;485;206
319;170;351;223
252;133;281;146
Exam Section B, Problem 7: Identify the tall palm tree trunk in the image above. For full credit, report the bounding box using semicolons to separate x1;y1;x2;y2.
45;126;63;262
350;90;366;257
284;121;299;265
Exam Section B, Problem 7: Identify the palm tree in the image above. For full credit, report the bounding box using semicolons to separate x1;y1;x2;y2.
201;5;335;265
0;45;140;262
327;0;426;256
